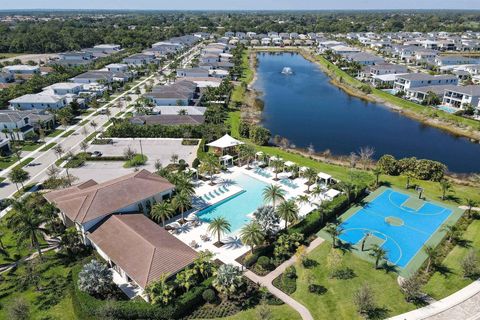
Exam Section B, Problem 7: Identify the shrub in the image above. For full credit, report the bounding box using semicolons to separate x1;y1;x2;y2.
202;289;216;303
461;250;479;279
308;284;328;295
92;138;113;145
77;260;114;299
256;256;271;270
284;266;297;279
330;267;356;280
250;126;271;146
353;283;376;317
124;154;148;168
239;121;251;138
7;297;30;320
192;158;200;169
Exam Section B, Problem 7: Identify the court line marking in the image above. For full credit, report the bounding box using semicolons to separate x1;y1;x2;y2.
340;227;403;266
387;190;450;216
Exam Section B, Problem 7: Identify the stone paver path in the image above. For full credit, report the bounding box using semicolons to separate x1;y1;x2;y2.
245;237;324;320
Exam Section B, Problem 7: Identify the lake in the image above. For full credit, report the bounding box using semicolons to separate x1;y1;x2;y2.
254;52;480;174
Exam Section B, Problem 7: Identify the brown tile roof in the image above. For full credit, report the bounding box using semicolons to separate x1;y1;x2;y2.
88;214;197;288
44;170;174;224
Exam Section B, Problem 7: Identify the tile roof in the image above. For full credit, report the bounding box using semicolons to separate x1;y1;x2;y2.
88;213;197;289
44;170;174;224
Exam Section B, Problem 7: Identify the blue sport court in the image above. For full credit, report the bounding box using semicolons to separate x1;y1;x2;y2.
338;188;457;270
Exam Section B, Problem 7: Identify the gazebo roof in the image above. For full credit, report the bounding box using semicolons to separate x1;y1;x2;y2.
325;189;341;199
220;155;233;161
284;161;296;167
317;172;332;180
206;134;244;149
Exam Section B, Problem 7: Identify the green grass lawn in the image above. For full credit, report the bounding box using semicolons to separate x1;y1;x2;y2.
46;129;65;138
423;218;480;300
39;142;56;152
13;157;34;170
211;304;301;320
291;243;415;320
0;156;18;169
61;130;75;138
20;142;44;152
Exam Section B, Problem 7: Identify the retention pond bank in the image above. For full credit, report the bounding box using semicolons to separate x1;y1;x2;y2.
254;52;480;174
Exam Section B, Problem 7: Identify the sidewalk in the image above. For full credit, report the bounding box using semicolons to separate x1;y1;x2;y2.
245;237;324;320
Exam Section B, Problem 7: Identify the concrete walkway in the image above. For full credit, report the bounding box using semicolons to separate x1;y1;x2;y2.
245;237;325;320
388;280;480;320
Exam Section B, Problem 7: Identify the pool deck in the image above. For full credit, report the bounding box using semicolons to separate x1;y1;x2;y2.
171;165;336;266
318;186;464;277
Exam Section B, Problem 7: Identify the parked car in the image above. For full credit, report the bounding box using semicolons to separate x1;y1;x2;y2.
91;151;103;157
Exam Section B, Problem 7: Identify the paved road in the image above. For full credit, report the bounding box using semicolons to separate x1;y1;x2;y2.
245;237;324;320
0;44;202;202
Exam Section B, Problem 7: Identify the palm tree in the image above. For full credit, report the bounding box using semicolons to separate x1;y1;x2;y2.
207;217;231;244
303;167;317;193
325;222;343;248
361;232;371;251
8;167;30;191
441;225;458;243
8;200;47;260
424;245;438;273
296;194;310;207
240;221;264;253
370;244;387;269
404;171;415;189
270;159;284;181
90;120;98;134
174;174;195;198
465;198;478;218
199;155;220;185
262;184;286;210
372;167;382;188
277;200;299;229
172;190;191;222
151;201;174;226
439;178;453;200
338;181;356;205
145;273;174;305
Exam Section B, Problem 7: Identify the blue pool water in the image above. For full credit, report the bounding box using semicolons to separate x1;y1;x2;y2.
338;188;453;268
197;174;269;232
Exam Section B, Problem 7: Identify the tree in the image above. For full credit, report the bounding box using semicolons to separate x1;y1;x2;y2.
90;120;98;134
358;146;375;169
250;126;271;146
400;272;425;302
8;200;47;260
325;222;343;248
193;250;215;279
353;283;376;317
172;190;191;222
372;167;382;188
146;273;174;305
360;232;371;251
207;216;231;244
170;153;179;164
270;159;284;181
465;198;478;219
338;181;356;205
369;244;387;269
7;297;30;320
80;141;89;155
277;199;299;229
441;225;459;244
151;201;174;226
303;167;317;193
253;205;279;237
423;245;438;273
377;154;398;175
199;155;220;185
238;144;256;168
52;144;64;160
77;260;114;298
59;227;85;258
240;221;264;253
175;268;195;292
213;264;243;298
20;260;41;291
262;184;286;210
439;178;453;200
460;250;479;279
8;167;30;191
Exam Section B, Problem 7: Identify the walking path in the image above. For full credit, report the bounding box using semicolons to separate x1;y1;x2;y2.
388;280;480;320
245;237;324;320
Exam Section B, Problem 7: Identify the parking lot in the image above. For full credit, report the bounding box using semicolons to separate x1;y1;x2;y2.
70;138;199;183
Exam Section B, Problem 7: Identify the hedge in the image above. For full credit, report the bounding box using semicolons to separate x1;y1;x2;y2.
71;264;213;320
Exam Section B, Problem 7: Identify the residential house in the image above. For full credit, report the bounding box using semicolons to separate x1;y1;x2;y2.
0;111;34;140
435;56;478;67
105;63;129;73
176;68;209;78
406;84;458;103
394;73;458;92
9;93;67;110
69;71;114;84
0;72;14;83
144;80;197;106
343;52;385;65
151;105;206;115
442;85;480;110
92;44;122;54
330;45;361;55
123;53;156;66
2;65;40;75
55;51;95;67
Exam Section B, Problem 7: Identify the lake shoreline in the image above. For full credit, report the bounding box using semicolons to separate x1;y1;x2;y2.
249;47;480;143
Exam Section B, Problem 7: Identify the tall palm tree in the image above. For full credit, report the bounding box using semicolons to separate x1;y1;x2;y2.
207;217;231;244
240;221;264;253
151;201;174;226
303;167;317;193
174;175;195;198
325;222;343;248
262;184;286;210
338;181;356;205
296;194;310;207
370;244;387;269
8;200;47;260
441;225;458;243
439;179;453;200
199;156;220;185
372;167;382;188
172;190;191;222
270;159;284;181
424;245;438;273
465;198;478;219
277;200;299;229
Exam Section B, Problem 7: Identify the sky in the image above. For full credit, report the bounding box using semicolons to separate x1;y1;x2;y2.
2;0;480;11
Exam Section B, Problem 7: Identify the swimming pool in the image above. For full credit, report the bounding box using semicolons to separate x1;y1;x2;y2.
436;105;459;114
196;173;269;232
338;188;455;269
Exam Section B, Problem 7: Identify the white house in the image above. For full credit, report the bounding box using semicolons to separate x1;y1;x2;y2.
69;71;114;84
9;93;67;110
42;82;83;96
0;72;14;83
105;63;129;73
144;80;197;106
176;68;209;78
343;52;385;65
0;111;34;140
2;65;40;75
442;85;480;110
394;73;458;92
123;53;156;66
435;56;478;67
92;44;122;53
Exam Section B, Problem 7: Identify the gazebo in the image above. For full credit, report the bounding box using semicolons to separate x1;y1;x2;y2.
219;154;234;166
317;172;333;185
206;134;244;155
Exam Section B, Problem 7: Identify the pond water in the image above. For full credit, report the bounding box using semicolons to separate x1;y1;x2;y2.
254;52;480;173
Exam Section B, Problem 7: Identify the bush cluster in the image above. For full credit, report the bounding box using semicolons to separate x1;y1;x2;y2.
377;154;446;181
